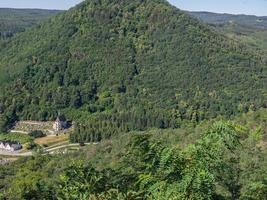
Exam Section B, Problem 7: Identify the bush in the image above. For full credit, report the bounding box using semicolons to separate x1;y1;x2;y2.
29;130;46;138
0;132;33;144
24;142;36;150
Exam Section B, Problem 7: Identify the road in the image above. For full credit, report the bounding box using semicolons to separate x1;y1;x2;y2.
0;143;97;157
0;149;32;157
44;143;96;153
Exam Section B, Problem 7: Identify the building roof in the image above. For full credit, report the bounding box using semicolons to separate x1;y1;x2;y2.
0;140;21;145
55;116;66;122
11;143;22;148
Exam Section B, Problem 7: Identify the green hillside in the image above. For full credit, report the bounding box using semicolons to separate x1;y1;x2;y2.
0;0;266;142
189;11;267;52
0;8;61;39
226;30;267;52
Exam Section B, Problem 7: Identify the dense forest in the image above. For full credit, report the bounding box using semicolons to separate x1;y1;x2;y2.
0;8;61;39
0;0;266;142
1;109;267;199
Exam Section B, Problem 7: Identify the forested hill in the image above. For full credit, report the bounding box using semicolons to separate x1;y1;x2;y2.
0;0;266;141
0;8;62;39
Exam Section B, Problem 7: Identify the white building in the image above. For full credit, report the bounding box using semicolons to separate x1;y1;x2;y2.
0;141;22;152
53;116;67;132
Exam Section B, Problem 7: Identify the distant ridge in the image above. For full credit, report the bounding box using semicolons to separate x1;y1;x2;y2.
188;11;267;52
0;8;62;11
0;8;62;39
189;11;267;29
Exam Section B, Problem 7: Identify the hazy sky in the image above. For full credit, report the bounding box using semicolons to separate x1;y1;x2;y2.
169;0;267;16
0;0;82;10
0;0;266;16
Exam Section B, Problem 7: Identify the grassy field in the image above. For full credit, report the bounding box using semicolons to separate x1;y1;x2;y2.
34;134;69;147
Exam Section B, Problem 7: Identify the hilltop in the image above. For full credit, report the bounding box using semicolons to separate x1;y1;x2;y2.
0;0;266;142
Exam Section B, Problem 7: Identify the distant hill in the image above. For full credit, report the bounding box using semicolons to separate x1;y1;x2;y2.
189;11;267;51
0;8;62;39
0;0;266;141
189;11;267;30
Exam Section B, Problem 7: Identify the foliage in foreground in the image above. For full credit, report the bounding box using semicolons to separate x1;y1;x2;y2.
1;117;267;200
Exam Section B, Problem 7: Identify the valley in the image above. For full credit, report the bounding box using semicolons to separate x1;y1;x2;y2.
0;0;266;199
189;11;267;52
0;8;61;39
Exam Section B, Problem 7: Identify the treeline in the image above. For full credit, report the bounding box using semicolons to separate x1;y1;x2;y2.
70;108;174;143
70;96;262;143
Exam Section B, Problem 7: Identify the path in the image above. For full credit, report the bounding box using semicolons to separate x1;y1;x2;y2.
0;149;32;156
10;130;28;134
44;143;96;152
0;143;97;157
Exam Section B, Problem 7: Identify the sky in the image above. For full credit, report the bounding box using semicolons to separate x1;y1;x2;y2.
0;0;82;10
169;0;267;16
0;0;266;16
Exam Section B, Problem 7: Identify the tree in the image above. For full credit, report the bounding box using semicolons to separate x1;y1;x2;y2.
0;114;7;132
29;130;46;138
57;161;108;199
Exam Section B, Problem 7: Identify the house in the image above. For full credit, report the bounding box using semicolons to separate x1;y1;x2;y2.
0;141;22;152
53;116;67;132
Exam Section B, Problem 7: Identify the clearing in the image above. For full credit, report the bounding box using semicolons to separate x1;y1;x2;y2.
34;134;69;147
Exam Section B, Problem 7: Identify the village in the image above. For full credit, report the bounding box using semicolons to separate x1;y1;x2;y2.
0;116;72;153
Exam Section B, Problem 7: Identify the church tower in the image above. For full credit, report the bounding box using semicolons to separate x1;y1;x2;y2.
53;117;62;132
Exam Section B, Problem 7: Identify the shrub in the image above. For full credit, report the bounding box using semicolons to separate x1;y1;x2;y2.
29;130;46;138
